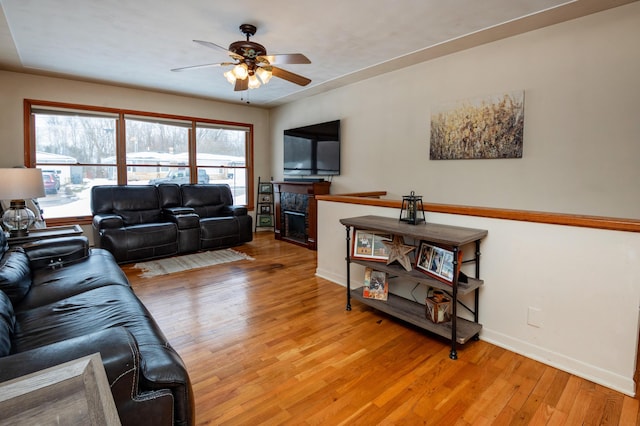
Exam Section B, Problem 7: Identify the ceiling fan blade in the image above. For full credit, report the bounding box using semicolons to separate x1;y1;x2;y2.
234;78;249;92
171;62;234;72
271;66;312;86
193;39;244;61
257;53;311;65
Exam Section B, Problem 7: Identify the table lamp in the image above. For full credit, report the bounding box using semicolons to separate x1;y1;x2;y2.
0;168;46;237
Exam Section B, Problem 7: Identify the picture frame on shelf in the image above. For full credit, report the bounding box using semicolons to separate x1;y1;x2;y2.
362;267;388;301
260;194;272;203
259;183;272;193
258;215;273;227
351;229;392;262
415;241;462;285
260;205;271;214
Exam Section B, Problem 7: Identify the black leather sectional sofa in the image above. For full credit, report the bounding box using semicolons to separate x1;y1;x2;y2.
91;183;253;264
0;232;194;425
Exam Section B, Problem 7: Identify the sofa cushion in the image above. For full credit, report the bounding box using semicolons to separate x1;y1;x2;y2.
23;236;89;270
0;291;15;357
180;184;234;218
115;208;162;226
12;285;190;397
92;185;162;225
0;248;32;305
16;248;130;312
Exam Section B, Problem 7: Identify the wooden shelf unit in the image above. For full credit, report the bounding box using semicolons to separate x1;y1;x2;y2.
339;215;488;359
255;176;275;231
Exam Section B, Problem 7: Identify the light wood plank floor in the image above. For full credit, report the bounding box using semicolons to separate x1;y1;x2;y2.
121;232;640;425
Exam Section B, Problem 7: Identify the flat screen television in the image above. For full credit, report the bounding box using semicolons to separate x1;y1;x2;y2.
284;120;340;176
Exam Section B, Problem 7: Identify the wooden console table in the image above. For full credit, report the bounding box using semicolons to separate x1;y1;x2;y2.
340;215;488;359
272;181;331;250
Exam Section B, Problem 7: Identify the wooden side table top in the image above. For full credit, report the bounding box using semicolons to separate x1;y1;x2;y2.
6;224;83;246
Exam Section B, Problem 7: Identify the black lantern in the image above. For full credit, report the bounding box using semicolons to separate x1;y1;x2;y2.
399;191;425;225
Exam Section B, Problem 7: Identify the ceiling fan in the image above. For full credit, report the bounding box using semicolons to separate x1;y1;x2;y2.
172;24;312;91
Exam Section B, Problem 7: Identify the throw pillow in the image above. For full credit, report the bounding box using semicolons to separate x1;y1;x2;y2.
0;248;32;304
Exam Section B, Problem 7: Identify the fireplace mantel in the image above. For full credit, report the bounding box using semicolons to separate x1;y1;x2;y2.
272;181;331;250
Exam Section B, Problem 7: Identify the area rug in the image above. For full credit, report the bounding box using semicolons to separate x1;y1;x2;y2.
133;249;254;278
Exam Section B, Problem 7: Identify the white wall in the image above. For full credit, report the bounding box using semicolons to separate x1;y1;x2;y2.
270;3;640;220
317;200;640;396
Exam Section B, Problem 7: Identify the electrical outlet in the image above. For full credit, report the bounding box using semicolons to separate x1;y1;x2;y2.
528;307;543;328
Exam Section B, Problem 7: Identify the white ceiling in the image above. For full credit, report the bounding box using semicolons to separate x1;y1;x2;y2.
0;0;635;107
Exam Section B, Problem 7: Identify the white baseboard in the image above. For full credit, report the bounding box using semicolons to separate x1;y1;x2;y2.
479;329;635;397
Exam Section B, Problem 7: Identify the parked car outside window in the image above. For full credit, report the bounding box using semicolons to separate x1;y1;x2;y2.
42;171;60;194
149;168;209;185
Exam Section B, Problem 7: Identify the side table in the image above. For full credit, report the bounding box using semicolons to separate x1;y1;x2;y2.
6;225;83;247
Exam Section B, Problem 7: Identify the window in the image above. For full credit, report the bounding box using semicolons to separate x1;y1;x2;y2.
25;100;253;224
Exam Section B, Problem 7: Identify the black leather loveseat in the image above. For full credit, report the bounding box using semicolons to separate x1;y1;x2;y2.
91;183;252;264
0;232;194;425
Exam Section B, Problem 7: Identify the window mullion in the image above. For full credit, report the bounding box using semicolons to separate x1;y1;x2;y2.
117;114;127;185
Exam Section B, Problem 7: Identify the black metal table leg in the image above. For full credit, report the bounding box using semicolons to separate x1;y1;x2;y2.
345;225;352;311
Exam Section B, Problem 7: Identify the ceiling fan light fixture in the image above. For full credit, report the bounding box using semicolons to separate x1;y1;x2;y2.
248;74;261;89
232;63;249;80
223;70;237;84
256;67;272;84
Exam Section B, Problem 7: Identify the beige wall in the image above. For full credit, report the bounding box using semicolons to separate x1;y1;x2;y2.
0;70;271;180
270;3;640;220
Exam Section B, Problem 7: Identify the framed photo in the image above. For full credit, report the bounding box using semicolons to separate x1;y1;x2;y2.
259;183;272;194
260;194;272;203
258;215;273;226
362;267;388;301
351;229;392;262
260;205;271;214
415;241;462;285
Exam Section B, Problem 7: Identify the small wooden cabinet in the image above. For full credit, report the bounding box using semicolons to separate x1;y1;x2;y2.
339;215;488;359
272;181;330;250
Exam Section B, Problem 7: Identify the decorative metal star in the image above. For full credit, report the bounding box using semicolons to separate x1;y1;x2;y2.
383;235;415;271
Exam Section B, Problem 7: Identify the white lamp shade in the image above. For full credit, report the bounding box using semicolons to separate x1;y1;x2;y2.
224;70;237;84
0;168;46;200
248;74;261;89
256;67;272;84
232;63;249;80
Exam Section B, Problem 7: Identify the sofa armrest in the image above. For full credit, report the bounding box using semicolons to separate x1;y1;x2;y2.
93;213;124;229
0;327;136;386
22;236;89;270
222;205;248;216
0;327;176;426
162;207;196;216
162;207;200;231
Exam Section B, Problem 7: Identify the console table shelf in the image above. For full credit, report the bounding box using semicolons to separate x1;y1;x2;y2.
339;215;488;359
349;258;483;297
349;291;482;344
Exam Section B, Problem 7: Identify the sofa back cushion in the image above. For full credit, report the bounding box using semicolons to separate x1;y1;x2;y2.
0;247;32;305
91;185;162;225
181;184;234;218
157;184;182;208
0;290;15;357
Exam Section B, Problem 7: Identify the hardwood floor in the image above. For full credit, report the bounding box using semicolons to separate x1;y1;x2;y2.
121;233;640;425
